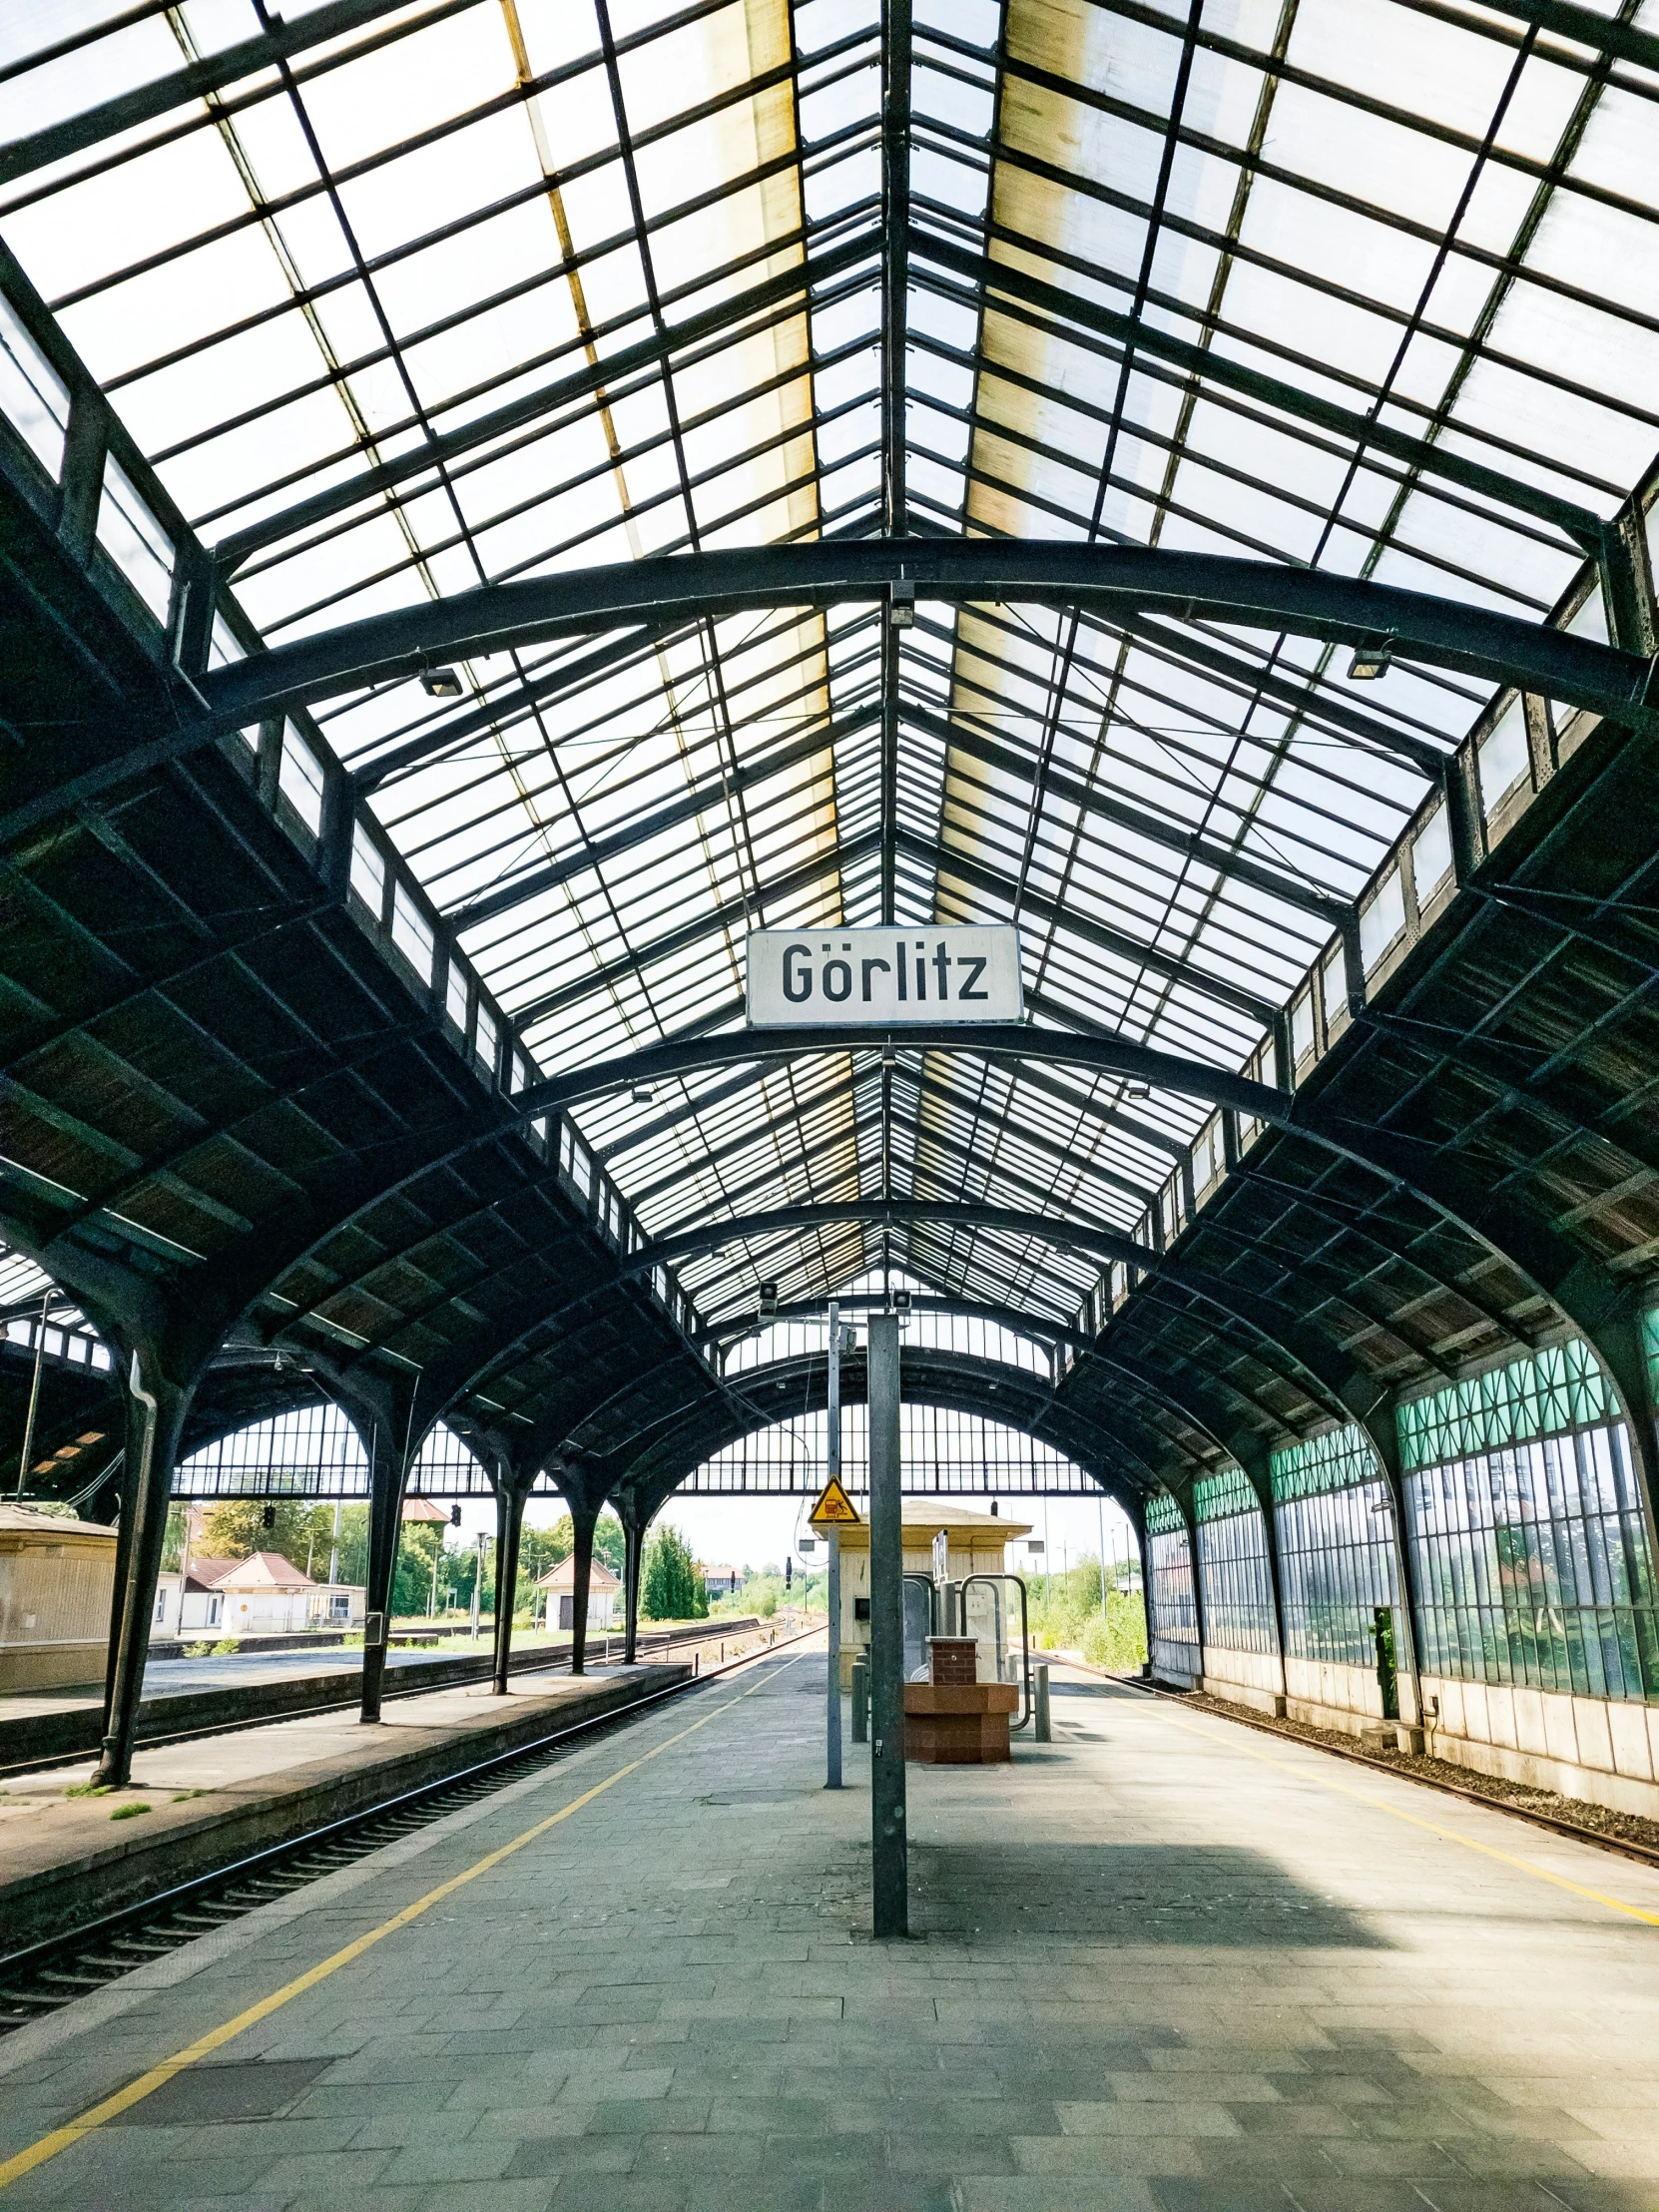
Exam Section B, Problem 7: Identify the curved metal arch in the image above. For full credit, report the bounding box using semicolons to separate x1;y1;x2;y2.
380;1193;1373;1440
197;542;1658;734
599;1345;1152;1517
513;1023;1622;1388
618;1199;1392;1422
699;1293;1090;1354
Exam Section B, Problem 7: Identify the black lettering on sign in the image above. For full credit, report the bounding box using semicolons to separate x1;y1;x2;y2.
860;957;890;1001
957;955;987;1000
783;943;813;1001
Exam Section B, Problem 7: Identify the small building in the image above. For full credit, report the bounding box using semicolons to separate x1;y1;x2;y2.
830;1501;1031;1688
193;1552;364;1636
153;1563;230;1635
0;1504;118;1692
703;1563;742;1599
535;1553;619;1631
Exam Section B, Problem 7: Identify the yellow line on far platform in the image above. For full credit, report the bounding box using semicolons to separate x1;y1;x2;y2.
0;1651;806;2193
1162;1708;1659;1931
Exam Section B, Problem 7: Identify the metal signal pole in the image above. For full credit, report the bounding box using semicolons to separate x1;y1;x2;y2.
826;1301;842;1791
867;1308;906;1936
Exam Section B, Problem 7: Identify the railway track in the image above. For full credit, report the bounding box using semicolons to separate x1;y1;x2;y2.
0;1616;774;1778
0;1627;820;2040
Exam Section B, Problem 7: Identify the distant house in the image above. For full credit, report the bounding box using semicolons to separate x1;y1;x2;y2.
153;1560;233;1634
156;1552;364;1637
535;1554;619;1631
702;1563;742;1599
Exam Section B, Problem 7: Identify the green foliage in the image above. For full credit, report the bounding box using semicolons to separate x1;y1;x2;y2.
641;1524;708;1620
401;1511;625;1627
161;1501;190;1573
199;1499;339;1574
1025;1556;1148;1673
65;1781;111;1798
211;1638;240;1656
710;1564;824;1621
393;1520;446;1618
110;1802;151;1820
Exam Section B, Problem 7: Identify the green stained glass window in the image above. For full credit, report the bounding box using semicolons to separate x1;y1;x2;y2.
1195;1465;1259;1523
1271;1424;1377;1503
1397;1340;1615;1473
1145;1490;1185;1535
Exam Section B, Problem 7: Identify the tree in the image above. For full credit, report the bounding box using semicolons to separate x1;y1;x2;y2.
200;1499;334;1568
640;1524;708;1620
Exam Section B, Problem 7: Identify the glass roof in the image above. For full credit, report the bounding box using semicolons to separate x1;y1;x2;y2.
5;0;1656;1344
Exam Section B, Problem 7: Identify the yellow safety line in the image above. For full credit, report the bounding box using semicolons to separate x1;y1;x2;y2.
0;1652;806;2192
1159;1707;1659;1930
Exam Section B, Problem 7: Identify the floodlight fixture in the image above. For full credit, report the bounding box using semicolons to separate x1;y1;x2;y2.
1347;636;1393;682
887;579;915;628
631;1083;656;1103
893;1289;912;1317
758;1280;779;1318
419;665;463;698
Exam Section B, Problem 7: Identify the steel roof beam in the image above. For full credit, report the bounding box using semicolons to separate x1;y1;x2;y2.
899;828;1278;1025
511;831;874;1030
199;539;1657;736
518;1021;1289;1126
0;0;475;187
910;702;1357;930
214;232;878;571
447;705;877;934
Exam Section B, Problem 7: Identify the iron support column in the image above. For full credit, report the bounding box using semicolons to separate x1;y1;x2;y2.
1359;1410;1424;1731
359;1426;406;1723
1240;1457;1290;1706
1181;1493;1207;1688
95;1352;191;1787
826;1300;842;1791
867;1311;906;1937
621;1499;646;1665
492;1470;530;1696
566;1491;601;1676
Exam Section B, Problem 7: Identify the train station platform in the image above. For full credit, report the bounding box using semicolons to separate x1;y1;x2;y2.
0;1620;755;1775
0;1662;690;1951
4;1652;1659;2211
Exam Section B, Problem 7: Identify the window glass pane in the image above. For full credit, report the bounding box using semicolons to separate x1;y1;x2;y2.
350;824;386;913
445;960;469;1032
277;725;324;836
1478;701;1530;816
1360;870;1405;970
97;452;173;622
391;882;434;982
475;1002;498;1078
1412;804;1452;907
0;293;68;477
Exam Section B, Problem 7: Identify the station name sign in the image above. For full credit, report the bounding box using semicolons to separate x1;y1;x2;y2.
747;924;1023;1026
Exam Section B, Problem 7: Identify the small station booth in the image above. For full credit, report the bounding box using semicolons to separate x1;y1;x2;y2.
827;1500;1031;1763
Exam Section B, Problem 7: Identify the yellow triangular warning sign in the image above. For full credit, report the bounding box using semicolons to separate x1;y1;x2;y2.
808;1475;860;1526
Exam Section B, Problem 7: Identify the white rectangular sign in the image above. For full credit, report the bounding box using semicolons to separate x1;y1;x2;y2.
746;924;1023;1026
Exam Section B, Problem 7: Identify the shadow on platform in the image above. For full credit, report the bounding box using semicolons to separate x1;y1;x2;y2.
908;1841;1388;1946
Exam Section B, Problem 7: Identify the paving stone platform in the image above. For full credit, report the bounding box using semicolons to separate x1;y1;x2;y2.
2;1652;1658;2211
0;1663;687;1947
